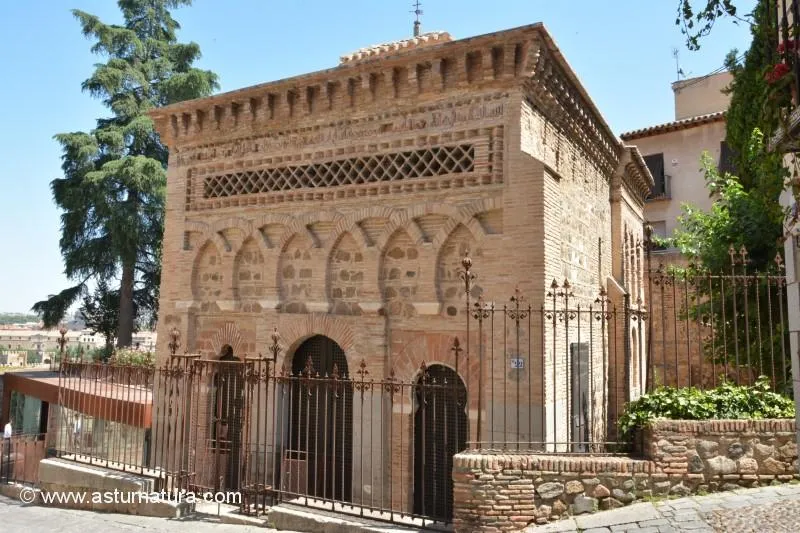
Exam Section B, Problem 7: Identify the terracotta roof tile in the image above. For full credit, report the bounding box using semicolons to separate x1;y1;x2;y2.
339;32;452;64
620;111;725;141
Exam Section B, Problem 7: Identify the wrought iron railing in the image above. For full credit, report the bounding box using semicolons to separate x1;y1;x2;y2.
42;245;791;526
646;174;671;202
0;433;48;486
53;362;155;476
645;248;790;394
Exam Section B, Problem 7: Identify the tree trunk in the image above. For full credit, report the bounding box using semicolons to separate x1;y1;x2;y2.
117;260;135;347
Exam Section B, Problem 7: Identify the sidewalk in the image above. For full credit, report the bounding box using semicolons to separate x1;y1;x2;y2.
2;483;799;532
527;484;800;533
0;493;283;533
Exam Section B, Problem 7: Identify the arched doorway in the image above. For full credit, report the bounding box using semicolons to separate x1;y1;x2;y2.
287;335;353;502
413;364;467;522
209;344;244;491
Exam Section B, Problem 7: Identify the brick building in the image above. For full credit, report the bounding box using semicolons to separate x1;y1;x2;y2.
149;23;652;517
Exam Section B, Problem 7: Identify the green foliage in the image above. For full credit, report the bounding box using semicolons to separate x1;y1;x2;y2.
0;313;39;325
79;280;123;350
723;1;789;186
670;134;785;272
619;377;795;439
64;345;83;359
88;346;113;362
666;1;794;393
25;350;40;365
676;0;746;50
34;0;218;346
664;133;789;390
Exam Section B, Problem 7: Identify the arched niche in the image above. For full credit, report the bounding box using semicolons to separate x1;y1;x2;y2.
328;233;365;316
192;241;224;301
380;230;420;318
437;224;483;317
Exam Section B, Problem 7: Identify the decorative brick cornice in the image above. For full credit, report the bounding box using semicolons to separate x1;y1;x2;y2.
523;41;621;178
618;146;654;206
149;22;624;172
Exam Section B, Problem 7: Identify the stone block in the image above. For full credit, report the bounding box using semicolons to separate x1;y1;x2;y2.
761;457;787;475
727;442;746;459
779;441;797;459
551;499;567;516
697;440;719;458
669;483;691;497
652;481;671;495
599;497;624;510
688;453;704;473
536;482;564;500
565;480;584;495
737;457;758;474
571;495;598;515
611;488;635;504
753;443;776;461
592;484;610;499
706;456;737;475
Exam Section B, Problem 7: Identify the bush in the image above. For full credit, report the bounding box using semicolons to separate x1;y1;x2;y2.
109;348;154;367
618;376;795;440
89;346;113;362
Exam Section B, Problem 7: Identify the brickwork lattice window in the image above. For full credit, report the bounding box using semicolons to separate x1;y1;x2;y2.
202;144;475;199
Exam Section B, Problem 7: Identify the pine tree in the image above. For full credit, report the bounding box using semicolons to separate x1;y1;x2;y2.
79;280;122;354
34;0;218;346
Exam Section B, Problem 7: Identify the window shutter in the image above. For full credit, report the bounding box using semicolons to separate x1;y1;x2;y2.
643;153;665;196
719;140;736;175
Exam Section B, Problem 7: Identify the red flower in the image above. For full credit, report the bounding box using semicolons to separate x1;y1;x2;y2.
778;39;797;55
766;62;791;84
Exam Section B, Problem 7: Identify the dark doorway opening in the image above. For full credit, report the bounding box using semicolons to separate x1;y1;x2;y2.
413;364;467;522
288;335;353;502
210;345;244;491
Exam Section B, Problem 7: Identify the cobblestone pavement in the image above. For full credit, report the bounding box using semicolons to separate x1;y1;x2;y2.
529;484;800;533
0;494;289;532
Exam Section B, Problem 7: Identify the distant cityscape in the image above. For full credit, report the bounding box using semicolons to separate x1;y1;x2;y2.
0;311;156;367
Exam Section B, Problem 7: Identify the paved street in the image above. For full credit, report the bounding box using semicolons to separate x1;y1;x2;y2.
0;494;281;533
3;484;800;532
530;484;800;533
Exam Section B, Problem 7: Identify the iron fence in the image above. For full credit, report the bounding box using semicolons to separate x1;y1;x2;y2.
146;349;466;527
455;250;641;452
1;433;48;485
44;245;791;526
645;248;790;394
53;361;154;476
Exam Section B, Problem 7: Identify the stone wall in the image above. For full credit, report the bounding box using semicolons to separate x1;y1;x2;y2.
452;419;798;532
642;419;798;487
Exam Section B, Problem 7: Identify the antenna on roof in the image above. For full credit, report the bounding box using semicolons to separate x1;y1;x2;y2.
672;48;685;81
411;0;423;37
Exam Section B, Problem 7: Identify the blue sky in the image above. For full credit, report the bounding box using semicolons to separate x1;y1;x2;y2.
0;0;755;314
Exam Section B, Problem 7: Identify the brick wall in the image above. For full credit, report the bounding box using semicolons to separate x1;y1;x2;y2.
452;418;798;532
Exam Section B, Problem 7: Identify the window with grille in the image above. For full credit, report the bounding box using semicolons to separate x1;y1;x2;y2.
202;144;475;199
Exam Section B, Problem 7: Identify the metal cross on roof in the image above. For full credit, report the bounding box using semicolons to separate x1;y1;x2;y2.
411;0;423;37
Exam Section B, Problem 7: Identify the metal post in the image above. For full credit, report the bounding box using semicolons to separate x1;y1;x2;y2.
458;252;475;443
